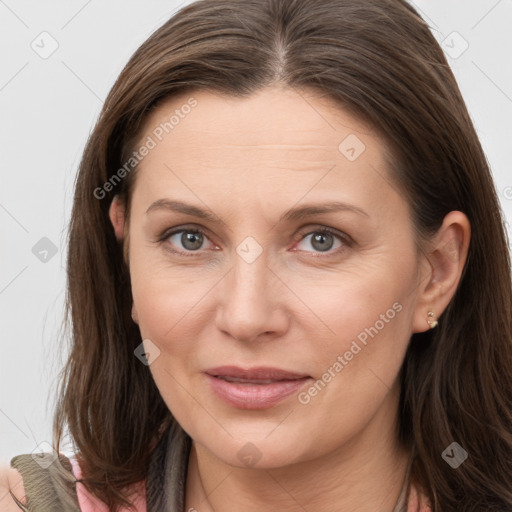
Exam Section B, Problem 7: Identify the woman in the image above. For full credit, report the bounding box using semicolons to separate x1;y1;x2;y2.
3;0;512;510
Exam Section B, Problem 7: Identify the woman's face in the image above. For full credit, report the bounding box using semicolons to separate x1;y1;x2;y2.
121;86;431;468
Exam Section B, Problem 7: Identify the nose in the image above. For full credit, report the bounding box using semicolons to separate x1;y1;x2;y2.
214;250;290;344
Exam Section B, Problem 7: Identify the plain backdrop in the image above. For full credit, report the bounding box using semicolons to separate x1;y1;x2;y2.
1;0;511;463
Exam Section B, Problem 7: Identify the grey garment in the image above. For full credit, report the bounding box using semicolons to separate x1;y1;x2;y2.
9;421;412;512
9;452;81;511
146;419;192;512
393;444;416;512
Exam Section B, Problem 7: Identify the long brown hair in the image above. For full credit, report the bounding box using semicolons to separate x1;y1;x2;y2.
53;0;512;510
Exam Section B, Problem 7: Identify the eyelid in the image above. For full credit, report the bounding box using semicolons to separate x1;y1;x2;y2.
294;225;353;245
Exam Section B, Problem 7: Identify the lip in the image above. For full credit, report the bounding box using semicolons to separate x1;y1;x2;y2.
204;366;312;409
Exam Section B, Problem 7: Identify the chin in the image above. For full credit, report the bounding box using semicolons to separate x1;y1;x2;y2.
190;420;318;469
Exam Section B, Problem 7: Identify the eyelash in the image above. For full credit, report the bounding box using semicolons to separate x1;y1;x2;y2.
156;225;353;258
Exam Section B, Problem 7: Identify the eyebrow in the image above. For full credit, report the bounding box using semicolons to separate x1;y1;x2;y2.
145;199;369;224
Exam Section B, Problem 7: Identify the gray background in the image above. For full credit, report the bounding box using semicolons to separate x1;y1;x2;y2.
1;0;511;463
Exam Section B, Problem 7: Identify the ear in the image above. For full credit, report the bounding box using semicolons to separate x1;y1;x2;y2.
108;196;138;323
108;195;125;241
412;211;471;333
131;302;139;324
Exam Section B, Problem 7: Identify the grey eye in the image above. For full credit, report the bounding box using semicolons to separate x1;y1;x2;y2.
296;231;343;253
169;230;206;251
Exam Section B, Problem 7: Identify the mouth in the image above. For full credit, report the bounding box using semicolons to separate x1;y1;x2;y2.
204;366;312;409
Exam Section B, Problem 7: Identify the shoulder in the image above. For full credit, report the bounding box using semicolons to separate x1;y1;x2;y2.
69;457;147;512
0;462;28;511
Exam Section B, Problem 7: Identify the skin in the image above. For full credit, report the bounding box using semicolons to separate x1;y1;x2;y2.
100;85;470;512
0;464;26;511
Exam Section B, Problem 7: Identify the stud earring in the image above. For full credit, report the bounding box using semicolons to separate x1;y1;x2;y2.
427;311;438;329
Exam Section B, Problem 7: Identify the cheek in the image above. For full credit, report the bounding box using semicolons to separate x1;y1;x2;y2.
129;255;208;358
297;258;417;399
130;265;206;412
310;295;410;388
307;267;412;344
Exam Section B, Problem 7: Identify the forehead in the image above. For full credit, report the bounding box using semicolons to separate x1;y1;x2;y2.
133;87;390;182
139;86;378;151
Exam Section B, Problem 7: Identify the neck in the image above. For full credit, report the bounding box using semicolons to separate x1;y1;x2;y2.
185;388;411;512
